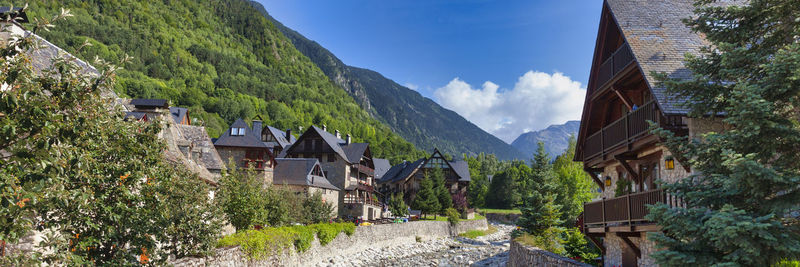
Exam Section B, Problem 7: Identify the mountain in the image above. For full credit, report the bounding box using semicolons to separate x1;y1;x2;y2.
17;0;426;163
511;121;580;158
251;2;526;161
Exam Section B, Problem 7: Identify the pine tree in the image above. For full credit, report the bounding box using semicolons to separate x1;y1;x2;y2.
388;192;409;217
412;174;440;219
647;1;800;265
431;168;453;214
518;142;562;234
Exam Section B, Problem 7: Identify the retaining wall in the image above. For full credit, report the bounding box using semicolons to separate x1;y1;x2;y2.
508;240;592;267
483;212;520;224
171;219;488;267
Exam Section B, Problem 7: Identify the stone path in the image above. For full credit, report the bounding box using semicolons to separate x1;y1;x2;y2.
315;223;515;267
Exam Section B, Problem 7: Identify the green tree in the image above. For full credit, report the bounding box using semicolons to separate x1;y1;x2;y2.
552;137;597;225
466;174;489;208
388;192;409;217
411;174;440;219
303;192;334;224
0;12;221;265
647;1;800;266
431;168;452;214
518;143;562;235
485;166;524;209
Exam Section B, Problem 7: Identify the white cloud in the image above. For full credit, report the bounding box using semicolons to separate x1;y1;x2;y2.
434;71;585;143
403;82;419;91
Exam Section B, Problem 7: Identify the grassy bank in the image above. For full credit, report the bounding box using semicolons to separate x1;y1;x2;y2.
217;222;355;260
459;225;499;239
478;208;521;214
419;214;487;222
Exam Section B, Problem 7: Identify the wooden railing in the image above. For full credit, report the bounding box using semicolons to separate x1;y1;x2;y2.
583;189;683;229
583;100;662;161
592;42;634;94
357;164;374;177
344;194;381;206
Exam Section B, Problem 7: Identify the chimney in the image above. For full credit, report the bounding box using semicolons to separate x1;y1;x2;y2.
285;128;292;139
335;129;341;139
322;124;327;132
252;119;263;141
346;134;351;145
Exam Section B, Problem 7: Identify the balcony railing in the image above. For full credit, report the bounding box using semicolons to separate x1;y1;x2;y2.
583;189;684;229
583;100;664;161
344;194;382;206
592;42;634;94
357;164;374;177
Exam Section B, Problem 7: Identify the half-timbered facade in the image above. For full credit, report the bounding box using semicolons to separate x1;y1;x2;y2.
576;1;732;266
377;149;470;205
282;125;382;220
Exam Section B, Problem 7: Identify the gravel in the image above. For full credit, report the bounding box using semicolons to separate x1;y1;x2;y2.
313;223;515;267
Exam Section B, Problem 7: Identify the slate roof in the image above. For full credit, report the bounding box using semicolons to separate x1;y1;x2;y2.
170;107;188;124
264;125;296;149
373;158;391;179
378;158;425;184
130;99;169;108
450;160;471;182
213;119;269;148
341;142;369;163
274;158;340;190
177;125;226;171
124;112;147;121
604;0;740;114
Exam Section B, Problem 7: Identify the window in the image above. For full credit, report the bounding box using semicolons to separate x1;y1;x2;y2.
327;154;335;162
238;128;246;136
231;128;237;136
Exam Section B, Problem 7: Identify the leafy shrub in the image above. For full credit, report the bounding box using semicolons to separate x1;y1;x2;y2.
458;226;498;239
561;228;600;264
217;222;355;260
514;228;565;255
445;208;461;226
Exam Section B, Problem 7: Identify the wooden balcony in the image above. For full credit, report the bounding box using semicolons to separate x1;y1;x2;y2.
591;42;634;95
357;164;374;177
344;194;382;206
583;189;683;233
582;100;678;163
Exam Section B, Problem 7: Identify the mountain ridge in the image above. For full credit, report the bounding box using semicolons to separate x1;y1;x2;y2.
511;120;580;158
250;2;526;160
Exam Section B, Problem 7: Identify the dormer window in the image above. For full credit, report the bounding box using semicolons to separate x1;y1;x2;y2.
230;127;246;136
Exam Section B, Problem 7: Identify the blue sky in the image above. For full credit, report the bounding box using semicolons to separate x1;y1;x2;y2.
257;0;603;142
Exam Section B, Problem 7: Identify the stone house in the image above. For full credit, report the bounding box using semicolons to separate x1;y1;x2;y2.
273;158;341;217
377;149;471;206
214;118;276;184
261;124;296;156
575;1;734;266
281;125;382;220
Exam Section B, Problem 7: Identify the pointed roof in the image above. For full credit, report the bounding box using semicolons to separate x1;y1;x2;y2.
283;125;369;164
450;160;471;182
274;158;340;190
378;158;426;184
213;119;269;148
373;158;391;179
169;107;188;124
601;0;740;115
264;125;296;149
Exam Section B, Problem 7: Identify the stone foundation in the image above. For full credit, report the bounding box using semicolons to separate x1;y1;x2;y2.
603;233;659;267
171;219;488;266
508;240;592;267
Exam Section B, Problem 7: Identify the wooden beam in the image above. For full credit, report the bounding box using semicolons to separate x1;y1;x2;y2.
587;235;606;254
615;155;641;184
613;87;633;111
619;234;641;258
584;167;605;189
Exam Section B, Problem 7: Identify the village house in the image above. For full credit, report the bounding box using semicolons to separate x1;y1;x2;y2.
273;158;341;217
575;1;733;266
261;124;296;156
281;125;382;220
214;118;276;184
377;149;470;204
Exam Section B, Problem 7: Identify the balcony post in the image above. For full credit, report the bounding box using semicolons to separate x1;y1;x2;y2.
601;198;606;228
627;194;632;226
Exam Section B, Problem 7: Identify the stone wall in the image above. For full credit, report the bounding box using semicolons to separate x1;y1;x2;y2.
171;219;488;267
508;240;592;267
482;213;520;224
603;233;659;267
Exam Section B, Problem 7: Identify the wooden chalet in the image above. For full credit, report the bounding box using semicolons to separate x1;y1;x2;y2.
214;118;276;183
273;158;341;217
377;149;471;205
575;1;733;266
281;125;383;220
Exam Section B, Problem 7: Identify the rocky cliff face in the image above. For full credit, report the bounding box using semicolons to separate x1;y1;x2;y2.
511;121;580;158
251;2;526;160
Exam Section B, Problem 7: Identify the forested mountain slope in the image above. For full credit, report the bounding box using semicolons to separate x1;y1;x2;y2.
12;0;426;162
251;3;526;160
